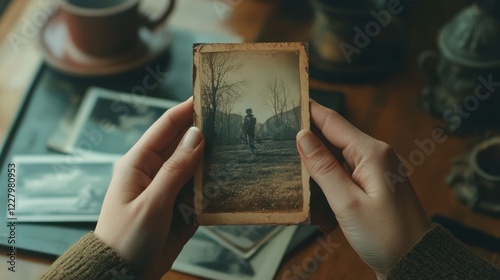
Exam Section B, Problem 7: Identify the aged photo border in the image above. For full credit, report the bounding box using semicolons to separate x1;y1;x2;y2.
193;42;310;225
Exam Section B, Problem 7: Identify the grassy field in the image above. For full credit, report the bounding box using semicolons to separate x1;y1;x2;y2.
203;140;303;213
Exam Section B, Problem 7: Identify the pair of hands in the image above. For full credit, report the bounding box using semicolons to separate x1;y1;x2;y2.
94;98;430;279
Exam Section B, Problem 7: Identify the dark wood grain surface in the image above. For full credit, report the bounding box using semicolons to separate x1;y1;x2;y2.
0;1;498;279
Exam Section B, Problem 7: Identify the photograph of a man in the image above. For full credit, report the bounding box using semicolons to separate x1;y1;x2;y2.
242;108;257;155
194;44;310;223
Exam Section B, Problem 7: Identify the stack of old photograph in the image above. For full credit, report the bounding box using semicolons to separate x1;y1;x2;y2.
14;87;180;222
12;84;318;279
172;224;319;279
174;225;295;280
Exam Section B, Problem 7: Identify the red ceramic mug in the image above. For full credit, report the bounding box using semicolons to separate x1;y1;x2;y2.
60;0;175;57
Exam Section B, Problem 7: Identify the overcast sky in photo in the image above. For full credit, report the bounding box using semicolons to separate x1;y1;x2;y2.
224;51;301;123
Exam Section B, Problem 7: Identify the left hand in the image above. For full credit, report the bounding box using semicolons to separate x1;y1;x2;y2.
94;98;204;279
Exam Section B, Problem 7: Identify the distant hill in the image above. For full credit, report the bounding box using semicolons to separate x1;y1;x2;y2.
256;106;300;141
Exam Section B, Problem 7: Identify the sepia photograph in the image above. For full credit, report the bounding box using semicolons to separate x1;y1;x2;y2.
193;43;310;225
51;87;179;154
13;155;118;222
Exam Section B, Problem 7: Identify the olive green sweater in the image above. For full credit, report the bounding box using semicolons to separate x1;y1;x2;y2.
41;224;499;280
388;224;499;279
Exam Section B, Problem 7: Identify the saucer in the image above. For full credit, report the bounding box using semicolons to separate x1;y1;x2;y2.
38;10;172;77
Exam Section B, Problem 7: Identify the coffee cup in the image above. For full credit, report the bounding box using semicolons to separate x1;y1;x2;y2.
471;137;500;194
60;0;175;57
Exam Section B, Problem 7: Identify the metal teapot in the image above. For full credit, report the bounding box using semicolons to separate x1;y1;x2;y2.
420;0;500;133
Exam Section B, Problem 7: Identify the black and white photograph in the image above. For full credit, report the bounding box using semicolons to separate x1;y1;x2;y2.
12;155;118;222
172;226;297;280
193;43;310;225
51;87;179;154
201;225;284;259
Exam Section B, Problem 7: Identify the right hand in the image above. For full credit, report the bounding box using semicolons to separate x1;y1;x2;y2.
296;101;431;279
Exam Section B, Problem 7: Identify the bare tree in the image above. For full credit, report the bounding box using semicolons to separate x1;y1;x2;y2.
292;95;301;131
263;76;297;139
218;92;239;142
201;52;245;151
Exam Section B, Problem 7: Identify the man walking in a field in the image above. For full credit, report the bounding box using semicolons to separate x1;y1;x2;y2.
242;108;257;155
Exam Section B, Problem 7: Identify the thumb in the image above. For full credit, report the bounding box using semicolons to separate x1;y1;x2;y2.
297;130;365;212
144;127;204;211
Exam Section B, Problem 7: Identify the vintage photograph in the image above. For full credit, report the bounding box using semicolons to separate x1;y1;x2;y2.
201;225;283;258
13;155;118;222
193;43;310;225
172;226;297;280
51;87;179;154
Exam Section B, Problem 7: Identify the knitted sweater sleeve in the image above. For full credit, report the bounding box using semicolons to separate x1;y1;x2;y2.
388;224;500;280
40;232;137;280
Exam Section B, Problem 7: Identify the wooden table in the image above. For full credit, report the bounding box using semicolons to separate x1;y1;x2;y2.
0;0;499;279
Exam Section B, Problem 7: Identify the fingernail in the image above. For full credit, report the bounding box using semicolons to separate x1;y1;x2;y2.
180;127;202;149
298;131;321;155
